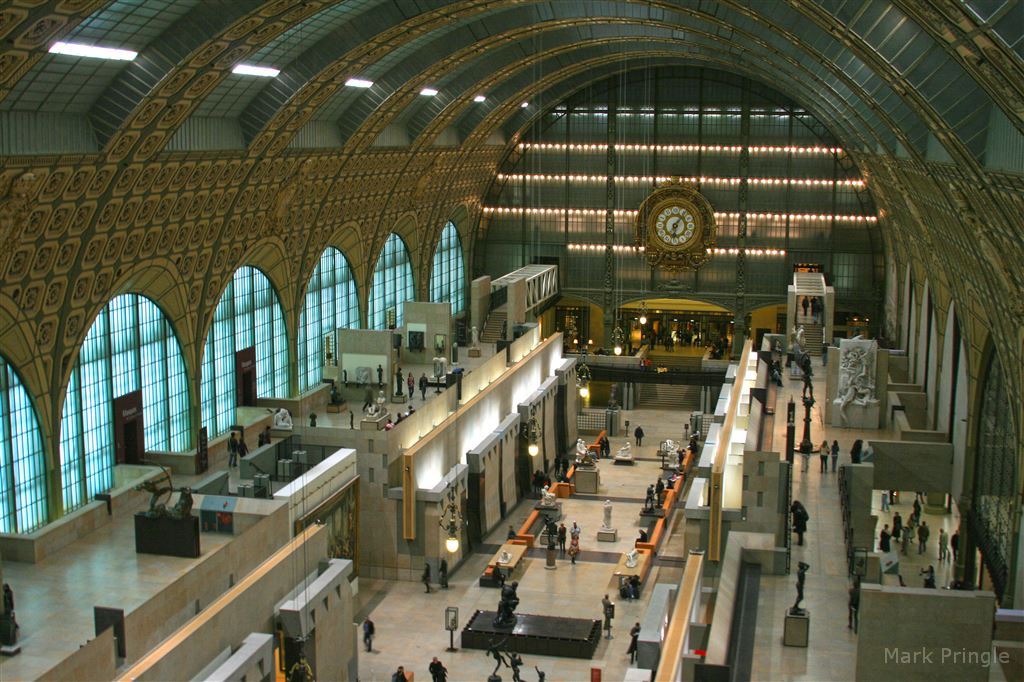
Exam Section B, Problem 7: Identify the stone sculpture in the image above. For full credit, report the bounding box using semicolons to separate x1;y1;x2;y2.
136;469;194;520
833;338;879;426
790;325;804;355
471;325;480;347
625;549;639;568
643;484;656;512
493;580;520;628
273;408;293;430
498;550;512;564
602;499;613;529
539;486;557;508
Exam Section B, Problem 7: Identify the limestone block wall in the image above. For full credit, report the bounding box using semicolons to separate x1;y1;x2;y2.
856;585;997;682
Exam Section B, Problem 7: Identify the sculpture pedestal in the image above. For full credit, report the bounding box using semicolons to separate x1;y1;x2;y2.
468;347;482;358
783;610;810;647
360;414;388;430
574;467;600;493
134;514;200;557
597;528;618;542
545;546;557;570
534;501;562;521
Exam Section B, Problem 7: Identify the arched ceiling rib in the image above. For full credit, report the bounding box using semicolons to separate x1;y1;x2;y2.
0;0;1018;171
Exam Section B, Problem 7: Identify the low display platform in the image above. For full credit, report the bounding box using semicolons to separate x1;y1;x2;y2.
461;610;601;659
134;514;200;557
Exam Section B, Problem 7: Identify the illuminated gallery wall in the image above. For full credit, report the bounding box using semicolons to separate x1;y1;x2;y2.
480;66;882;315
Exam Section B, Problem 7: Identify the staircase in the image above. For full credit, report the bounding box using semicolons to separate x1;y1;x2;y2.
638;383;702;409
481;307;506;344
799;321;823;356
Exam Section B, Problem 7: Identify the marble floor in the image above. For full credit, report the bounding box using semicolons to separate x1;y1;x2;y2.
354;406;692;682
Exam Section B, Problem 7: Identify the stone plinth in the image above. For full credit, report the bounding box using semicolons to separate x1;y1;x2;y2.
783;611;810;647
574;467;600;493
468;347;482;357
360;414;388;430
597;528;618;542
831;401;880;429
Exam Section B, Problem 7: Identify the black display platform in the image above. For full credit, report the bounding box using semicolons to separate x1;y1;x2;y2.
461;610;601;659
134;513;201;558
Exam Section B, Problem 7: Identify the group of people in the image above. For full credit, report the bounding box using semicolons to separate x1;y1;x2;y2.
800;295;824;324
387;657;449;682
877;493;958;564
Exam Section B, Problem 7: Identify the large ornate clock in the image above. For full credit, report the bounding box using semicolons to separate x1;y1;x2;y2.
634;180;717;270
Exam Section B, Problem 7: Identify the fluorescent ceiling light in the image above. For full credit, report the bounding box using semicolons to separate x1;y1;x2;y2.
346;78;373;88
521;102;529;108
473;95;486;103
420;88;439;96
232;63;280;77
49;41;137;61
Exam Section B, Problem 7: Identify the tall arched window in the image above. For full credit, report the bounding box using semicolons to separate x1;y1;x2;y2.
299;248;361;393
430;221;465;315
0;355;47;532
971;352;1018;601
369;233;414;330
201;266;289;437
60;294;190;513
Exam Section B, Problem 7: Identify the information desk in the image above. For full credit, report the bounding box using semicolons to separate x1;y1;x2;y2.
612;547;652;580
488;542;528;580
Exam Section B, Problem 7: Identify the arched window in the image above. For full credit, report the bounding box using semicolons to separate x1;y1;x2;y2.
201;266;289;438
299;248;361;393
0;355;47;533
60;294;190;513
430;221;465;315
971;352;1018;601
369;233;414;330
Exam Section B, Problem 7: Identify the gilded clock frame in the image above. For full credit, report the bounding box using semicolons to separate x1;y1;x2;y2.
634;181;717;270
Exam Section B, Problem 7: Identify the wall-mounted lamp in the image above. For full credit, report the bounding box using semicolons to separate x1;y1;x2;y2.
438;485;463;553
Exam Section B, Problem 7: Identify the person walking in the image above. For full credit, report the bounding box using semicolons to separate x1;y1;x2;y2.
407;372;415;398
881;490;890;512
801;296;809;318
429;656;448;682
634;425;645;447
570;521;581;541
227;431;240;468
917;521;930;555
391;666;408;682
627;622;641;663
950;530;960;562
901;524;912;555
439;558;449;589
879;524;891;552
419;373;428;400
568;535;580;565
791;500;809;546
236;435;248;466
602;595;614;639
422;562;432;593
819;440;829;473
938;528;949;562
362;618;375;652
830;443;839;472
557;523;567;553
892;511;903;542
848;578;860;632
831;439;840;468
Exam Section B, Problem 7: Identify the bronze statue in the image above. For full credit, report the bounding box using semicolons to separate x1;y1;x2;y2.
493;580;520;628
799;353;814;399
135;468;193;520
791;561;810;614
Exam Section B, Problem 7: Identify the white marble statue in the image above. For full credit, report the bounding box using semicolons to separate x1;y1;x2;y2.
470;325;480;348
791;325;806;354
615;442;633;460
272;408;293;430
602;499;613;529
539;485;557;508
366;390;387;418
625;549;639;568
576;438;588;459
499;550;512;564
432;355;447;379
833;338;879;425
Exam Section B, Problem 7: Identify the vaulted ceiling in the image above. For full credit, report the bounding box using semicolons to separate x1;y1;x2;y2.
0;0;1020;171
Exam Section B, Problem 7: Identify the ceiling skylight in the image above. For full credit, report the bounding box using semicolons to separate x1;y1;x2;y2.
49;41;137;61
232;64;280;77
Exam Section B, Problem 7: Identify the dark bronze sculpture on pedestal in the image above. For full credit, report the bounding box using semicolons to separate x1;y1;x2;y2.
790;562;810;615
493;581;520;628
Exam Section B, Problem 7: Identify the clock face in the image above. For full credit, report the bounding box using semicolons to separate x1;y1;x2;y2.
653;204;698;248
